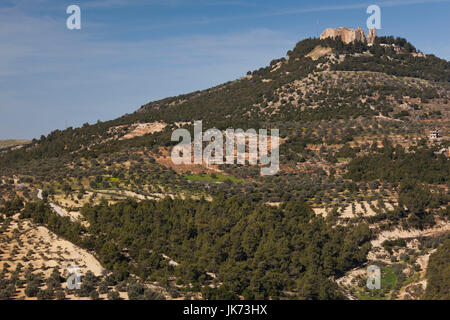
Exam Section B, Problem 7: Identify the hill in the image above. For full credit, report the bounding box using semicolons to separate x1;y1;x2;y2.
0;30;449;300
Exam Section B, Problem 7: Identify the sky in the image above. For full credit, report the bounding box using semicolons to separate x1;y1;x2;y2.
1;0;449;139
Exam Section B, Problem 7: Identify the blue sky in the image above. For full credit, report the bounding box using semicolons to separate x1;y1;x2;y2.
1;0;449;139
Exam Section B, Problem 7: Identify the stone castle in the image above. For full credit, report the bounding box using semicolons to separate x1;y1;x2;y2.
320;27;377;44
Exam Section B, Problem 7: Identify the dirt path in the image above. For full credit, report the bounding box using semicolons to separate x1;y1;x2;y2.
371;221;450;248
37;189;68;218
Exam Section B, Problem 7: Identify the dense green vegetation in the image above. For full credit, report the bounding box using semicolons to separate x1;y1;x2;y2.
19;196;372;299
424;239;450;299
83;196;372;299
346;141;448;229
346;143;449;185
332;36;450;82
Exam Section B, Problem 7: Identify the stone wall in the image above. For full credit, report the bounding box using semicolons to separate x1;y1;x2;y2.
320;27;377;44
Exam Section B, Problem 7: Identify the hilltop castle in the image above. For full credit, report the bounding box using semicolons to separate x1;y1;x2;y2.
320;27;377;44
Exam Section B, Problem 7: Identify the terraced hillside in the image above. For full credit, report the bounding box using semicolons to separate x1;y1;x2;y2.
0;35;448;300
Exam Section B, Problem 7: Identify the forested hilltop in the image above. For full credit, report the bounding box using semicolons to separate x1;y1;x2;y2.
0;34;449;300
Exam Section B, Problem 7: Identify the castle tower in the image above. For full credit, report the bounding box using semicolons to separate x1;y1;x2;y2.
367;28;377;45
320;26;377;44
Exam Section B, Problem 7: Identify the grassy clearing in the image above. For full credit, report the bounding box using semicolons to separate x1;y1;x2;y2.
355;266;399;300
381;266;397;289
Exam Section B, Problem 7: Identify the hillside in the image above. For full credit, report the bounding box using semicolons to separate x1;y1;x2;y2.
0;32;449;300
0;140;31;151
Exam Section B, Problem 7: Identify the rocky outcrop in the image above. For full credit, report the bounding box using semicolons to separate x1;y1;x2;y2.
366;28;377;45
320;27;377;44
